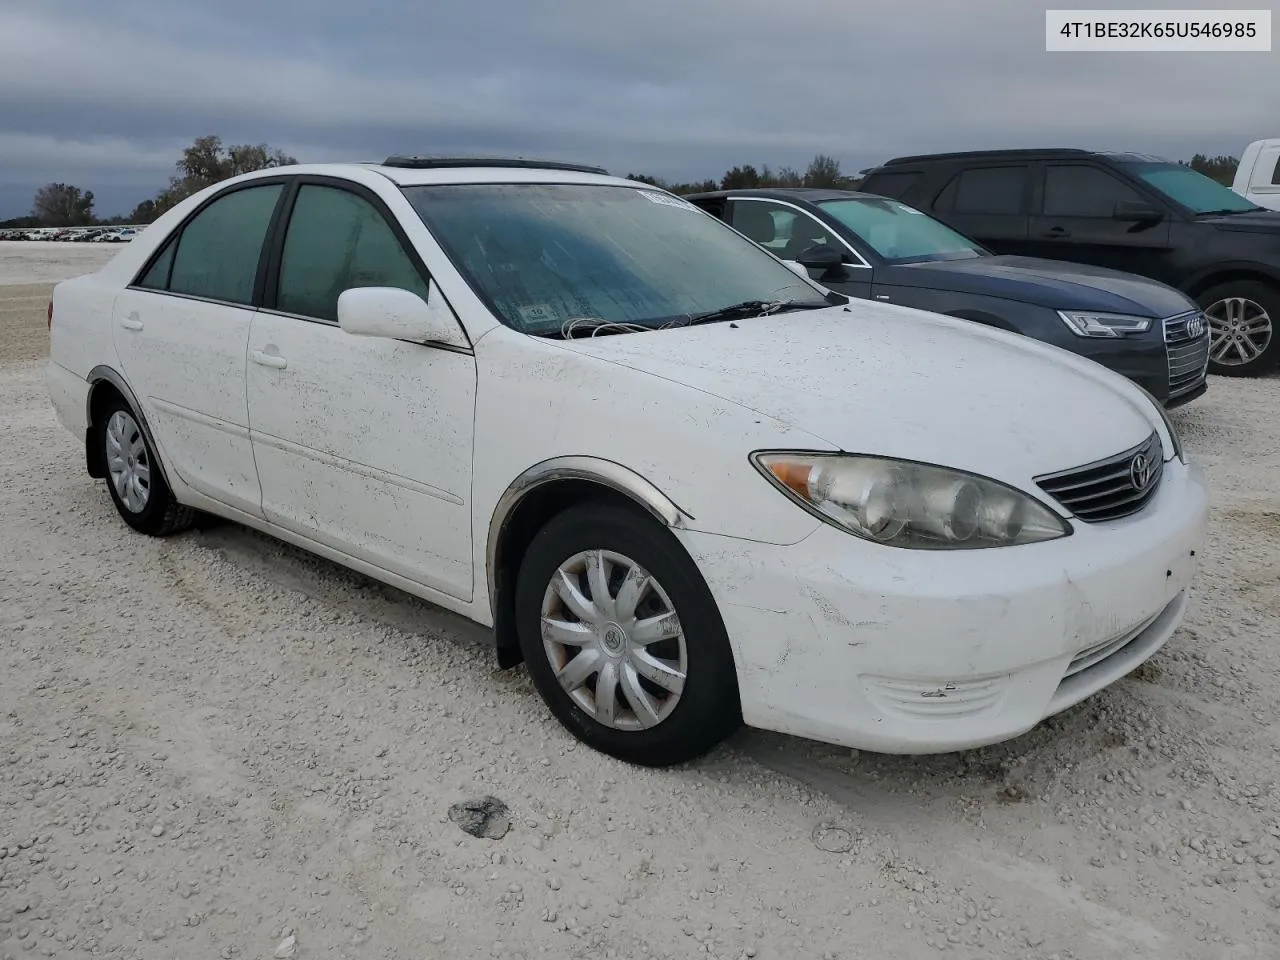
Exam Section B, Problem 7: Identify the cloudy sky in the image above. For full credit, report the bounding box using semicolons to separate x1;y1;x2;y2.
1;0;1276;217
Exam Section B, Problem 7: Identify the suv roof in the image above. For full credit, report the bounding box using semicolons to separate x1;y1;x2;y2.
877;148;1173;168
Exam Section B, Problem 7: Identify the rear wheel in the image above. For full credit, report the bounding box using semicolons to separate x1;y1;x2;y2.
1197;280;1278;376
514;503;740;767
97;397;195;536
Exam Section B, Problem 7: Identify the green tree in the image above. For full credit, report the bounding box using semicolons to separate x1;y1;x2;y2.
151;135;297;217
32;183;95;226
803;154;848;188
1183;153;1239;186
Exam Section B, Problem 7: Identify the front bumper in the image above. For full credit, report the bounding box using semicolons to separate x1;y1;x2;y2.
1054;314;1210;408
683;458;1208;754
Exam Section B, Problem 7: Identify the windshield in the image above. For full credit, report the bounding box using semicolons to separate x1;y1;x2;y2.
1122;161;1261;215
819;197;984;263
403;183;828;335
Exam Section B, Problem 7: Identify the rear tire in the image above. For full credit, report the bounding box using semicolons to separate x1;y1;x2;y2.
1196;280;1278;377
96;396;195;537
514;503;741;767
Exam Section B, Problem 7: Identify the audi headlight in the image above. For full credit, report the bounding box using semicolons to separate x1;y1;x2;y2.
1057;310;1153;338
752;452;1071;549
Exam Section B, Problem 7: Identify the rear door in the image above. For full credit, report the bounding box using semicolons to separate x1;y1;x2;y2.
111;180;287;516
1025;162;1174;281
927;164;1032;254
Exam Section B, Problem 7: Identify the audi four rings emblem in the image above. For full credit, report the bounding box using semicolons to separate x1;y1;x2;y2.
1187;314;1206;339
1129;452;1154;492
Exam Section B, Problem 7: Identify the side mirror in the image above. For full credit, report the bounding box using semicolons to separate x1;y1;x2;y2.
795;243;844;270
1112;200;1164;222
337;284;468;347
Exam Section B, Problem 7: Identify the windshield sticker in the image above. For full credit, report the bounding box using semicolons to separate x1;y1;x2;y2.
639;191;698;212
517;303;556;326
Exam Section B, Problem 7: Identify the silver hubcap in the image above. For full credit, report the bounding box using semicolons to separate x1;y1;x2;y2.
540;550;688;731
105;410;151;513
1205;296;1273;366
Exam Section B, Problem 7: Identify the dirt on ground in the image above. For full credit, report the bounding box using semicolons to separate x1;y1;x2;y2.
2;249;1279;960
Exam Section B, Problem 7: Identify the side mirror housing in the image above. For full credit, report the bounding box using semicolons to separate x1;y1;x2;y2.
795;243;844;270
1112;200;1164;222
337;284;468;347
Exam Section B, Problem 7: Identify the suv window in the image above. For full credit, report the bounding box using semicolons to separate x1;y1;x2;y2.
1042;165;1143;218
935;167;1027;215
860;171;921;200
276;184;431;322
729;201;837;260
1271;156;1280;185
166;184;283;304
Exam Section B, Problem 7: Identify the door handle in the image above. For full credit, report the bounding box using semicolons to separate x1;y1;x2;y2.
119;316;144;331
1041;226;1071;238
251;350;288;370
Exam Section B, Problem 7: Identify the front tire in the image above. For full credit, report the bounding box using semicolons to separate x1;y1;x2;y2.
1197;280;1278;376
97;397;195;537
514;503;741;767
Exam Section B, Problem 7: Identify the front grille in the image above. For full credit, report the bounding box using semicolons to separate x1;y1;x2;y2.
1035;431;1163;522
1164;311;1210;398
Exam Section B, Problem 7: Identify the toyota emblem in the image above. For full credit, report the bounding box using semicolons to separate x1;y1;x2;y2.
1187;314;1206;339
1129;452;1154;492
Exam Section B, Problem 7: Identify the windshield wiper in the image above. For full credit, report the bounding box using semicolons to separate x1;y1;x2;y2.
1197;207;1266;216
681;298;829;327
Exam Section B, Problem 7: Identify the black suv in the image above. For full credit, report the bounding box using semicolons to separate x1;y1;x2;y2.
860;149;1280;376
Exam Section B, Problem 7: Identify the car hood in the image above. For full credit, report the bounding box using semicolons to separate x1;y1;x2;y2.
879;255;1194;316
1200;208;1280;235
552;303;1160;486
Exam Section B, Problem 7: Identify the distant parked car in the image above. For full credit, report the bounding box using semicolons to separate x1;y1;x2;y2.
1233;140;1280;211
687;187;1208;408
46;156;1207;767
860;148;1280;376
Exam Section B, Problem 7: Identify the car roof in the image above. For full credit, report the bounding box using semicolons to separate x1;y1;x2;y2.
684;187;882;204
226;158;639;190
872;148;1174;169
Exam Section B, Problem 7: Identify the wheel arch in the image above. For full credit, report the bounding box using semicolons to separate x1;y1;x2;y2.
1181;265;1280;300
85;366;172;489
485;457;693;668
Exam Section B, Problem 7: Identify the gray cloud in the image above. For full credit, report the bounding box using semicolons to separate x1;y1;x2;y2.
1;0;1275;216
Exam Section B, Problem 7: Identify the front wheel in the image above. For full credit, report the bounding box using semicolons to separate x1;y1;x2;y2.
1197;280;1278;376
514;503;741;767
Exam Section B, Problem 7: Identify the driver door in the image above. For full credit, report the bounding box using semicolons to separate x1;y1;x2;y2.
726;198;872;299
245;180;477;601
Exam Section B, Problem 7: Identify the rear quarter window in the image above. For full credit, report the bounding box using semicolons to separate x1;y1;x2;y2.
860;171;921;200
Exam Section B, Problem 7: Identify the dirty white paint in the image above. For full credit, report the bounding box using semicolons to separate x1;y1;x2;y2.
46;161;1209;758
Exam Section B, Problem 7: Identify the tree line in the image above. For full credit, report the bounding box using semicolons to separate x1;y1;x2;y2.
2;139;1244;230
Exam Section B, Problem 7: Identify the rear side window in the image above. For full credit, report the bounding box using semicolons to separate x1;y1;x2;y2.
1042;165;1142;217
275;184;431;322
136;239;175;290
167;184;283;304
860;171;921;200
1271;156;1280;185
935;166;1028;215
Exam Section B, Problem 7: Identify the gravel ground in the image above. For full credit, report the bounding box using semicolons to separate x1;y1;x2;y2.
2;250;1279;960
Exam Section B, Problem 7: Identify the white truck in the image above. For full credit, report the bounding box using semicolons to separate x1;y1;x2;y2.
1233;139;1280;210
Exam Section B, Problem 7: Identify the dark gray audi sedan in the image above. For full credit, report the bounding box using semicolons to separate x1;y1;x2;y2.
686;188;1209;407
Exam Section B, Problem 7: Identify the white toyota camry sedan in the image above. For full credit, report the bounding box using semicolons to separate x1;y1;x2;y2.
46;157;1208;767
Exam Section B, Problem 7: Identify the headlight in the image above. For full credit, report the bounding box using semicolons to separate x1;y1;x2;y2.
752;452;1071;550
1057;310;1153;338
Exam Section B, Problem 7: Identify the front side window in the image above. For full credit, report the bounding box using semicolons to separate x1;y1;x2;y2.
166;184;283;304
404;184;827;335
1042;165;1143;218
820;198;983;264
729;201;837;259
1118;160;1261;214
276;185;431;321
